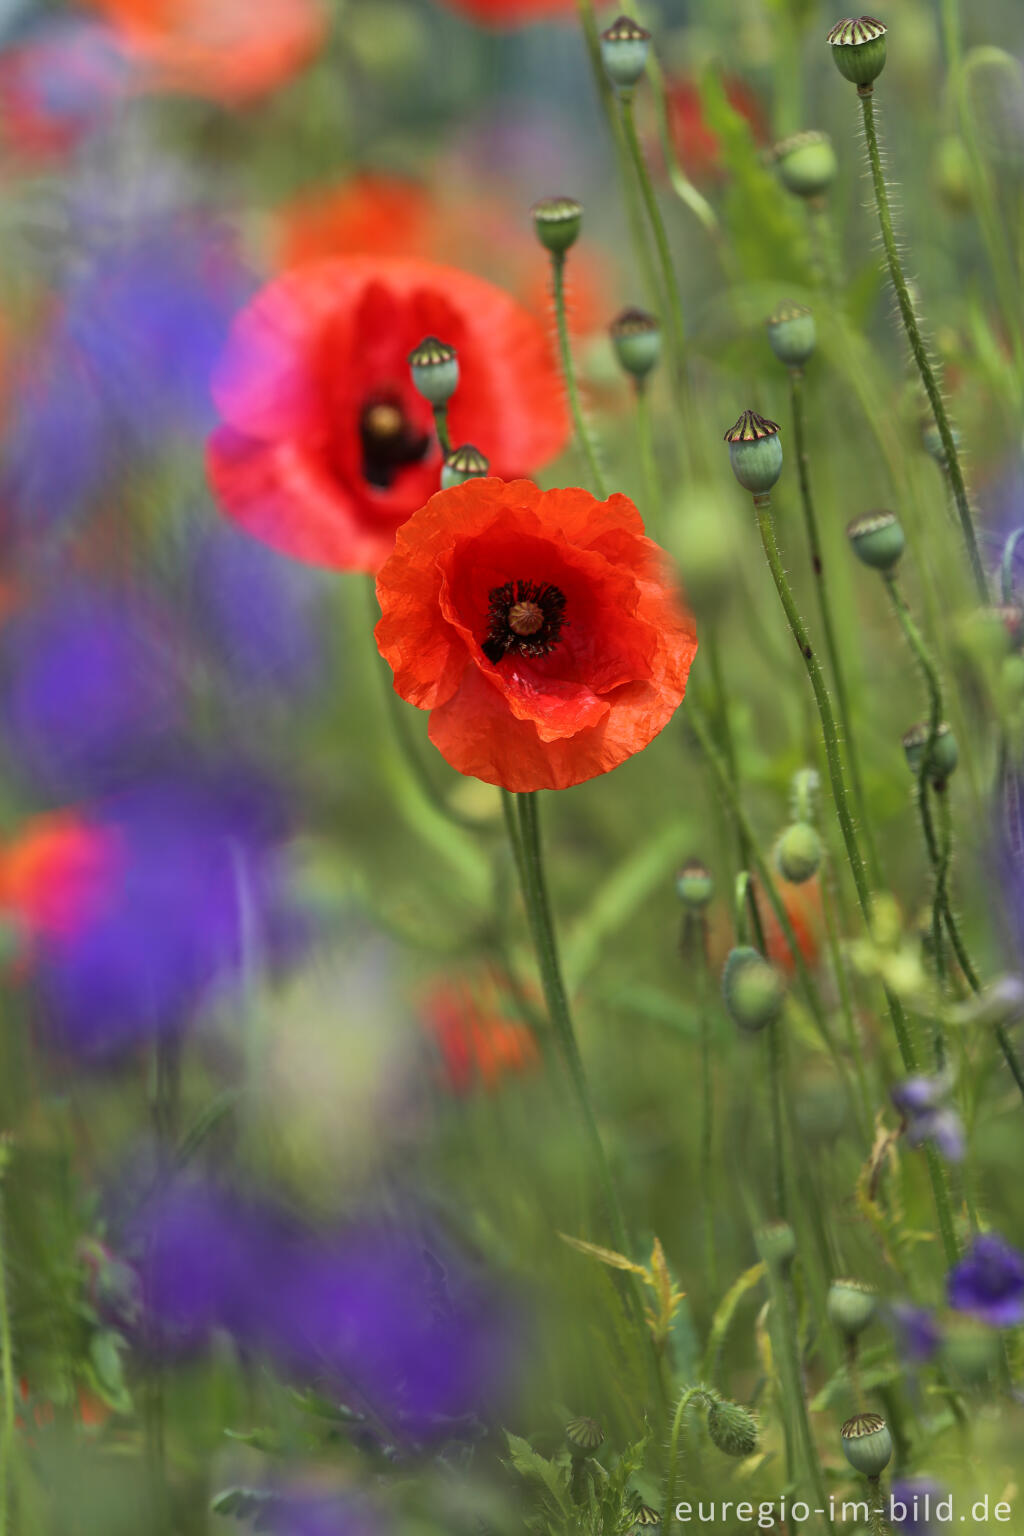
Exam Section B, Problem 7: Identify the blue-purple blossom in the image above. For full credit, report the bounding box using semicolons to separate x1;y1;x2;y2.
890;1478;951;1534
0;586;181;796
35;767;302;1058
891;1074;965;1162
948;1233;1024;1327
886;1302;941;1365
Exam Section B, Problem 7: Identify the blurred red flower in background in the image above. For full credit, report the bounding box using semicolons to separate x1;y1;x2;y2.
208;257;569;573
437;0;577;26
666;76;766;183
423;974;539;1094
375;478;698;792
0;812;116;945
84;0;324;103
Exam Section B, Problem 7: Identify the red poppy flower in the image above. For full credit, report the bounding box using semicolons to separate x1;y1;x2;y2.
208;257;570;574
666;76;766;183
759;875;822;975
423;974;539;1094
0;812;116;946
84;0;324;103
375;478;698;792
438;0;577;26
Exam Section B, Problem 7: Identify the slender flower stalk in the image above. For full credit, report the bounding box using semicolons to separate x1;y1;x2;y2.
617;92;688;397
431;403;450;456
766;1258;835;1533
857;90;987;599
634;380;662;527
549;250;608;497
679;906;717;1292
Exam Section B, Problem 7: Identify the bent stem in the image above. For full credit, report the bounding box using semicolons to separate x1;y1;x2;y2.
859;89;986;601
431;402;450;456
753;495;959;1262
549;252;608;497
789;368;878;886
660;1386;714;1536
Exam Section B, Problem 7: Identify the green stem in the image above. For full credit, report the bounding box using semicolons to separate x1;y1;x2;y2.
634;380;662;529
769;1265;834;1532
660;1387;710;1536
686;917;718;1295
512;793;628;1254
868;1475;889;1535
618;92;688;399
768;1019;787;1219
859;89;987;601
790;368;879;887
754;497;959;1259
432;403;450;456
550;252;608;497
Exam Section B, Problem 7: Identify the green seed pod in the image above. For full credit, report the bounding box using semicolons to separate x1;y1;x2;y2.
775;821;822;884
827;1277;877;1338
724;411;783;497
847;510;905;572
774;130;839;199
902;722;959;784
610;307;662;380
722;946;787;1033
826;16;887;91
707;1400;758;1459
840;1413;893;1477
565;1416;604;1456
599;14;651;91
441;443;489;489
408;336;459;406
531;196;582;256
765;303;816;369
756;1220;797;1270
676;857;714;910
941;1318;1000;1384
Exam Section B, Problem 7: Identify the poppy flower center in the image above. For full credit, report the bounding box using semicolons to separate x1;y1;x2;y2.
359;393;431;490
483;580;567;665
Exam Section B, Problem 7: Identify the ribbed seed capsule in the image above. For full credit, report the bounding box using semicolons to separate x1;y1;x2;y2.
724;410;783;497
765;303;816;369
676;858;714;910
599;14;651;90
826;16;888;90
847;510;905;572
565;1416;604;1456
774;130;838;199
441;443;489;489
775;821;822;884
827;1277;878;1338
610;307;662;380
840;1413;893;1476
408;336;459;406
531;196;582;255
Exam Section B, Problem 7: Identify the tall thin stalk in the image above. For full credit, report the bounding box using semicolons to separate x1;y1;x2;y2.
618;93;688;399
549;252;608;497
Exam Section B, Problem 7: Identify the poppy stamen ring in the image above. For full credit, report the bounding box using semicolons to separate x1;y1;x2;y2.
483;579;567;664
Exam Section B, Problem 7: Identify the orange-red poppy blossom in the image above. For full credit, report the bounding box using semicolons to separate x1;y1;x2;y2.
208;258;569;574
83;0;325;104
375;478;698;792
423;974;539;1094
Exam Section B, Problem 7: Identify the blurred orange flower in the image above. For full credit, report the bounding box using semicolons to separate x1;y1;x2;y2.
666;75;766;183
84;0;325;103
423;974;539;1094
0;812;116;943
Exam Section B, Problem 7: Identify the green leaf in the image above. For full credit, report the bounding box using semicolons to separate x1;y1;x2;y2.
504;1431;573;1520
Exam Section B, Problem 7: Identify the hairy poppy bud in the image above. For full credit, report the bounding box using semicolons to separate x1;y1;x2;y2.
756;1220;797;1269
774;130;839;199
441;443;489;489
722;945;787;1032
775;822;822;884
827;1277;877;1338
902;722;959;784
531;196;582;256
600;14;651;91
676;857;713;910
847;510;905;572
724;411;783;497
765;303;816;370
826;17;888;91
610;307;662;380
408;336;459;406
840;1413;893;1476
707;1400;758;1459
565;1416;604;1456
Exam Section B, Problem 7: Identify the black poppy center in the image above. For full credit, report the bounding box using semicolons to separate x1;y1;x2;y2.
483;580;567;665
359;393;431;489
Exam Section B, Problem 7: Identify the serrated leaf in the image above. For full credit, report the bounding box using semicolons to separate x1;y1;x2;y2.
504;1432;573;1519
558;1233;647;1279
702;1262;766;1383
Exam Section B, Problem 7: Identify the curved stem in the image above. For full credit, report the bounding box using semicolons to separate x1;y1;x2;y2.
859;90;987;601
753;497;959;1260
789;368;879;887
432;402;450;456
660;1387;710;1536
618;92;689;400
550;253;608;497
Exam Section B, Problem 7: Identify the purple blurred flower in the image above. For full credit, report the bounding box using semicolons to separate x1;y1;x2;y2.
189;522;328;695
266;1493;390;1536
890;1478;950;1534
891;1074;965;1162
948;1233;1024;1326
886;1302;941;1365
0;586;180;795
0;18;128;160
35;767;302;1058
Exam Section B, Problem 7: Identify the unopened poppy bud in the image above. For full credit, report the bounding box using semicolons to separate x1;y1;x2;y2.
610;307;662;380
722;946;787;1032
840;1413;892;1477
775;821;822;884
724;411;783;497
774;130;839;199
847;510;905;572
441;443;489;489
565;1416;604;1456
826;16;888;91
531;196;582;256
902;722;959;784
707;1400;758;1459
756;1220;797;1269
827;1277;878;1338
765;303;816;369
676;857;713;910
408;336;459;406
599;14;651;91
